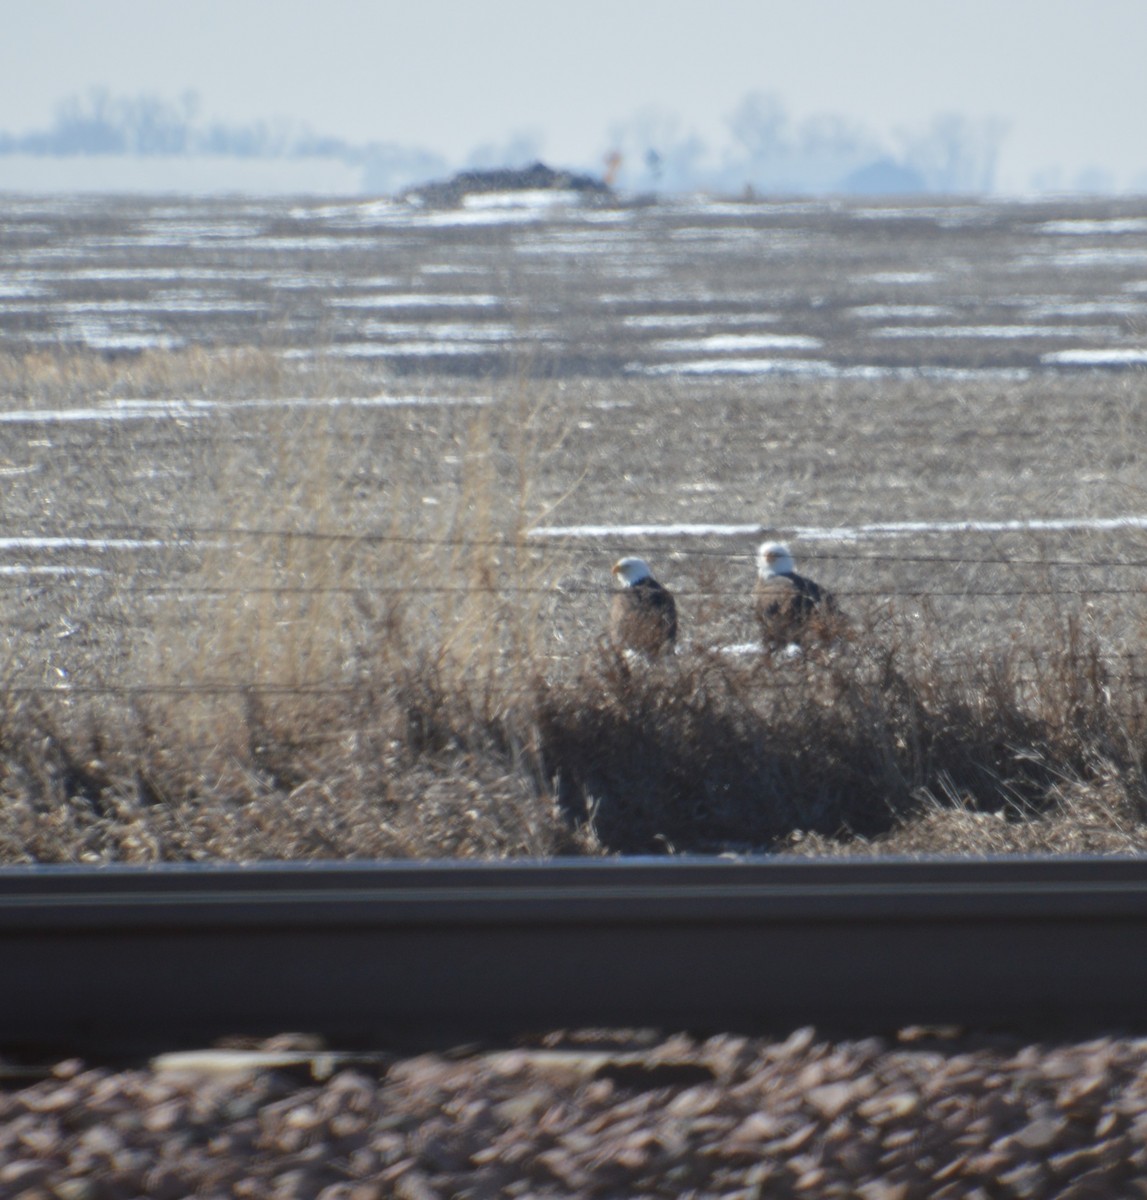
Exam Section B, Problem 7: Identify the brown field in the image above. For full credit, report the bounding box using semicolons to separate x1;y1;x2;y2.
0;194;1145;861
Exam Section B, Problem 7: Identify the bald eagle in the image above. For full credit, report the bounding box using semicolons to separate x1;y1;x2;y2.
610;557;677;656
753;542;839;649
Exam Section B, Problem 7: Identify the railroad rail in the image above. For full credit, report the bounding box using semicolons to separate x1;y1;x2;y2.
4;856;1147;1055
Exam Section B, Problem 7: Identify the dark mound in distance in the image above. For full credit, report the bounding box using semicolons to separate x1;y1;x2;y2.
403;160;612;207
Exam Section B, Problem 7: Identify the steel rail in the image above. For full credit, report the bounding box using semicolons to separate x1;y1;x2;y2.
4;856;1147;1054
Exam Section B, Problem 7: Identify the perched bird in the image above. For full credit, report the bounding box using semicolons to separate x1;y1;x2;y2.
609;556;678;656
753;541;839;650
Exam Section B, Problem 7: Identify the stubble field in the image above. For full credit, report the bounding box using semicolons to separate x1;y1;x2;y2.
1;190;1146;862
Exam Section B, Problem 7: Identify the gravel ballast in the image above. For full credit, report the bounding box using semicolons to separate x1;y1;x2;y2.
5;1028;1147;1198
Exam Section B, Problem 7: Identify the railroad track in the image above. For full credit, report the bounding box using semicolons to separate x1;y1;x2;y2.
4;856;1147;1056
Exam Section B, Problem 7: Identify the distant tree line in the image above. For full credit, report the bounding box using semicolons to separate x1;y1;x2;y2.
0;87;1006;196
0;88;449;195
606;93;1006;195
0;88;372;159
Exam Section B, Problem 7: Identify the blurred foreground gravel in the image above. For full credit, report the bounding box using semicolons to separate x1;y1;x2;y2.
5;1028;1147;1198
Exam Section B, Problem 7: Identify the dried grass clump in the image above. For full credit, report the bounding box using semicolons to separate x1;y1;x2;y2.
0;687;579;864
529;616;1147;855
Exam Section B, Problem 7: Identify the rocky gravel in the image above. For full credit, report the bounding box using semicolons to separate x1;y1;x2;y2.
6;1028;1147;1198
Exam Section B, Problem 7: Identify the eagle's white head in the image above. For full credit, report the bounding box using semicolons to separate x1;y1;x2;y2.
757;541;796;578
612;556;653;587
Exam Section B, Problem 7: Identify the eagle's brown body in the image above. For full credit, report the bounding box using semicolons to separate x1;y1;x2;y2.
609;560;677;656
754;543;839;649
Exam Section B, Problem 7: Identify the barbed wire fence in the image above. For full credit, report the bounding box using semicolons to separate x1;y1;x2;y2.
1;518;1144;703
3;519;1147;563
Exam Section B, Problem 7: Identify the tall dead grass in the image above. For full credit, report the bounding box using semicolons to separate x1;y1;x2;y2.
530;609;1147;854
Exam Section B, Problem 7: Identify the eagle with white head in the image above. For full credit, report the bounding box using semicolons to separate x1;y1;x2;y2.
753;541;839;649
609;556;678;656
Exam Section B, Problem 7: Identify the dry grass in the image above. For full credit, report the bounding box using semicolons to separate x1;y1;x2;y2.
1;347;1146;862
531;609;1147;854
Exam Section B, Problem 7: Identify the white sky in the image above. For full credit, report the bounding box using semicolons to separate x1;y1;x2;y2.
2;0;1146;192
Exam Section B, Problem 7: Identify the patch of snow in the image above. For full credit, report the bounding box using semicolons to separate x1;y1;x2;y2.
1026;248;1147;268
1041;348;1147;365
849;304;952;319
1021;300;1147;318
622;313;779;329
873;324;1121;339
1037;218;1147;235
72;330;186;352
0;537;169;551
0;394;492;423
631;357;836;376
529;514;1147;541
325;293;500;309
292;341;491;357
862;271;938;284
655;333;822;353
529;523;766;539
717;642;764;657
462;189;581;210
0;564;104;578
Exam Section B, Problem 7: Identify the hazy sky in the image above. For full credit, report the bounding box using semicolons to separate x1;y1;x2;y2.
3;0;1146;192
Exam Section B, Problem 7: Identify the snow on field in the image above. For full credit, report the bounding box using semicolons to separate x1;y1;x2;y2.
5;267;275;283
1020;298;1147;318
0;565;103;577
0;537;169;551
529;515;1147;541
861;271;939;284
632;357;836;376
0;282;45;297
849;205;992;223
1041;347;1147;365
654;333;822;352
394;198;581;228
1037;218;1147;235
791;515;1147;540
0;395;491;423
62;330;186;353
529;522;766;540
59;298;269;315
1026;247;1147;268
324;293;500;309
206;394;494;411
873;324;1123;339
286;341;493;357
630;360;1033;380
848;304;952;319
462;189;581;211
622;313;780;329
